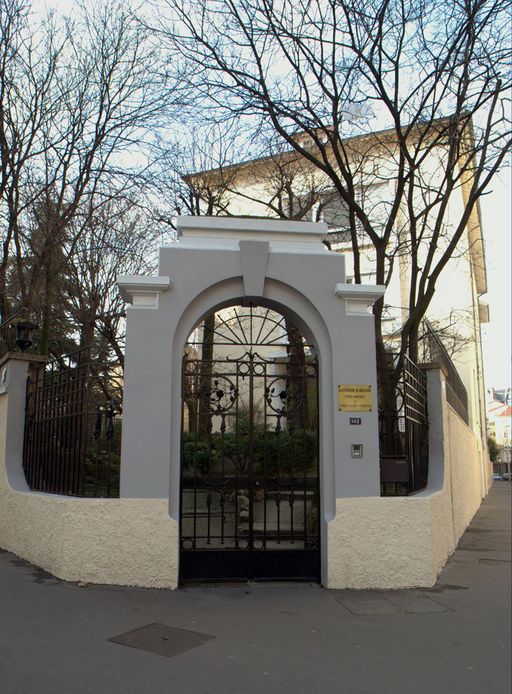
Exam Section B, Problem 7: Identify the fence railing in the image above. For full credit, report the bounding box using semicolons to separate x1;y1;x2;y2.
23;349;122;497
379;355;429;496
419;322;469;424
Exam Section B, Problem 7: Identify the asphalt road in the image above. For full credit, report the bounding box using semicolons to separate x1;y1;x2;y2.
0;482;510;694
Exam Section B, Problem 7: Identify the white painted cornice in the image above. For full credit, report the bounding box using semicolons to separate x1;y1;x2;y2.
177;215;328;243
117;275;170;309
335;283;386;316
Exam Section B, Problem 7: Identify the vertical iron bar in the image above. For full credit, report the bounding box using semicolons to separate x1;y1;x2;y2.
220;490;225;545
289;488;294;544
56;361;65;494
276;492;281;544
248;352;254;555
263;362;268;550
22;365;33;487
34;365;45;490
206;492;212;545
234;365;240;550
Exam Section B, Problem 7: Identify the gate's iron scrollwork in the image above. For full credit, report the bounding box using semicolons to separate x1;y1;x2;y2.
180;305;320;581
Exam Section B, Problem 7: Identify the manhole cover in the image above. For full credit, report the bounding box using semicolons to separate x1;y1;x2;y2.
336;595;449;616
336;597;402;615
108;623;215;658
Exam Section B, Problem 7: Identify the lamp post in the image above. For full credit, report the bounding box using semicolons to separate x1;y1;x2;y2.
15;321;38;353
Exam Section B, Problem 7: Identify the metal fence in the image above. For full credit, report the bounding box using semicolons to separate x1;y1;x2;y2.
379;355;429;496
419;322;469;424
23;349;122;497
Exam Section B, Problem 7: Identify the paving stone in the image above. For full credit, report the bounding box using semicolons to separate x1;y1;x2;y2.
385;595;450;614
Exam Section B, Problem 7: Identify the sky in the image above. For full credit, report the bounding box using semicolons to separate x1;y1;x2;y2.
29;0;512;391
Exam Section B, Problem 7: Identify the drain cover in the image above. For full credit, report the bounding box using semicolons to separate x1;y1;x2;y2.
108;623;215;658
336;595;449;616
336;597;402;615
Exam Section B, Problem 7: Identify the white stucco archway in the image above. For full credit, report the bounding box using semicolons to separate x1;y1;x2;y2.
118;216;385;585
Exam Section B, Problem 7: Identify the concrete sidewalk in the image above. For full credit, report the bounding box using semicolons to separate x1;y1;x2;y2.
0;483;510;694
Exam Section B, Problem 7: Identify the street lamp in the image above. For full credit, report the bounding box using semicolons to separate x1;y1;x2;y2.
15;321;38;353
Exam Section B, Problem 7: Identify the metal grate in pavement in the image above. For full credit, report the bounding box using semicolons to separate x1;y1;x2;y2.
336;595;449;616
336;597;402;615
108;622;215;658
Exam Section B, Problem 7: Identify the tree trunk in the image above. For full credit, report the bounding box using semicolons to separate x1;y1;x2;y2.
197;313;215;436
374;293;403;457
285;318;308;430
39;268;52;356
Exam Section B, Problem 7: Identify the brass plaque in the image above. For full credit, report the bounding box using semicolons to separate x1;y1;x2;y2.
338;385;372;412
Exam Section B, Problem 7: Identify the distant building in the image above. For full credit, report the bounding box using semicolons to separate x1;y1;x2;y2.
489;387;512;406
487;391;512;445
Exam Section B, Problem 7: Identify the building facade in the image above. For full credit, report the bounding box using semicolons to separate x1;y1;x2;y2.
185;124;490;478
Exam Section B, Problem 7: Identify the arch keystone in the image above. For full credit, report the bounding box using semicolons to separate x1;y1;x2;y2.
239;240;269;297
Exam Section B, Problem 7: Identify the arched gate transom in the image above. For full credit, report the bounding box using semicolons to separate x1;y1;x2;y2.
180;304;320;581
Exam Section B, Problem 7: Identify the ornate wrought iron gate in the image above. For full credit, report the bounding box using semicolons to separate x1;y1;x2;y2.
180;306;320;582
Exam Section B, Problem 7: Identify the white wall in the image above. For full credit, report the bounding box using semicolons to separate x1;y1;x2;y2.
0;358;487;590
326;367;488;589
0;356;179;588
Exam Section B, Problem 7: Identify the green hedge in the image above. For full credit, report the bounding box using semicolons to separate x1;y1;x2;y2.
183;427;317;476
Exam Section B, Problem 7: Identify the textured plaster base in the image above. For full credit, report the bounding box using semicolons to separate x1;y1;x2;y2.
327;497;433;588
0;399;179;589
327;403;486;589
0;379;486;591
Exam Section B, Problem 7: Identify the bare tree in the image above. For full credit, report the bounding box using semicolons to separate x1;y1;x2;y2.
1;0;180;351
153;0;511;381
0;0;63;327
149;121;248;231
65;198;162;364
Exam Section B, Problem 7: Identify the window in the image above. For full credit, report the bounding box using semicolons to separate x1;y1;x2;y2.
318;182;392;249
316;195;351;248
321;196;350;229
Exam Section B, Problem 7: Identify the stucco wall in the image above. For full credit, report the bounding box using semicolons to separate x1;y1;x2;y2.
0;390;179;588
0;364;486;591
326;370;487;589
327;496;435;588
429;399;484;567
0;312;487;591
